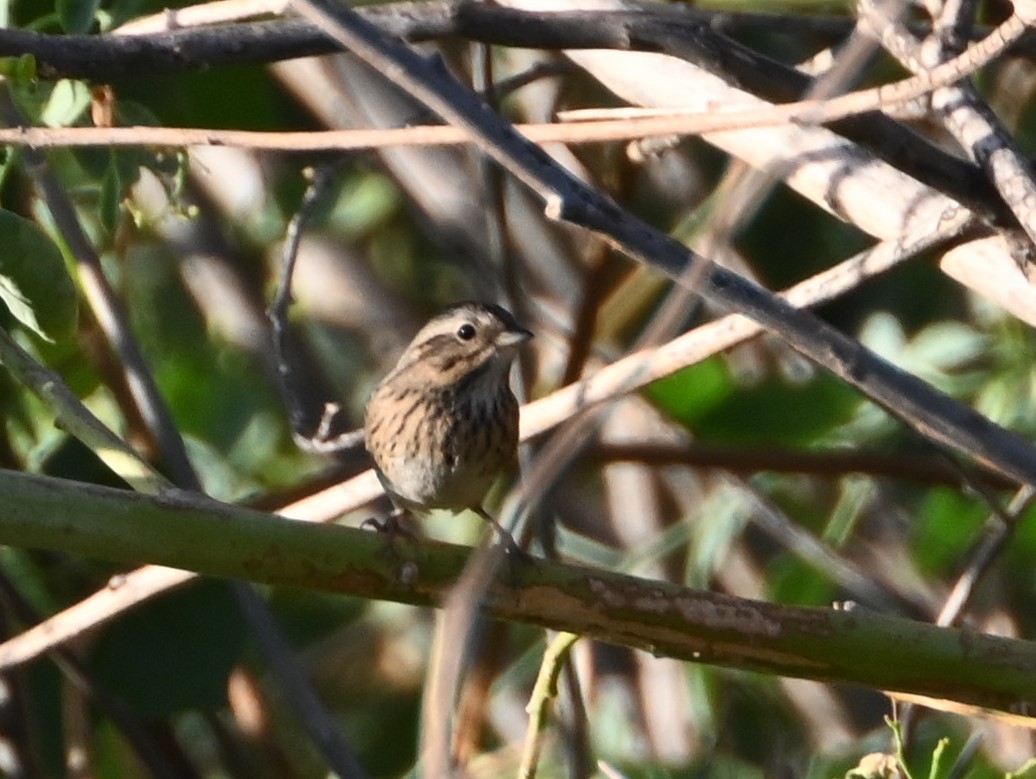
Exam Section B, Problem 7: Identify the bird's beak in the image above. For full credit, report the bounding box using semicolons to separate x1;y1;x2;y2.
496;326;533;350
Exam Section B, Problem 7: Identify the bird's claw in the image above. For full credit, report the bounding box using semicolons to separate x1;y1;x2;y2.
361;511;417;540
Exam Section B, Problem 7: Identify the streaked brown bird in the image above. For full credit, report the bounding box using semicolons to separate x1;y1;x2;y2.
364;302;532;550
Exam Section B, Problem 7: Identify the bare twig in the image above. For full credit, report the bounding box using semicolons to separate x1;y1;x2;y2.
0;574;193;779
736;478;919;614
268;163;365;454
420;541;510;777
235;585;369;778
593;442;1009;487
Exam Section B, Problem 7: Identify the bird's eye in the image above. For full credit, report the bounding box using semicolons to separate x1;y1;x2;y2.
456;323;477;341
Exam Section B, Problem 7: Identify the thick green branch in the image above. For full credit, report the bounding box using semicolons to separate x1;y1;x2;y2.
3;468;1036;719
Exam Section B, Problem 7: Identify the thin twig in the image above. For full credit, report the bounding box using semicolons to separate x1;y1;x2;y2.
593;442;1009;487
0;574;188;779
235;586;369;778
518;632;580;779
735;478;909;614
0;98;1002;155
268;163;364;454
936;485;1036;627
0;328;170;494
420;540;510;777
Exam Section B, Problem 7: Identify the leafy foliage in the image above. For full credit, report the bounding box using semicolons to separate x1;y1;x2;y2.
0;208;77;342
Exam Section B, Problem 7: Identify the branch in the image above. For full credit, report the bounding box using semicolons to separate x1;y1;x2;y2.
2;467;1036;722
593;442;1010;488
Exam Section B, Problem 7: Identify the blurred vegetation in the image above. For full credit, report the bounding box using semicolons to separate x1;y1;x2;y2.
0;0;1034;777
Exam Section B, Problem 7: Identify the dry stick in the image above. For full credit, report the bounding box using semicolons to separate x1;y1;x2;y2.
292;0;1036;487
0;85;1004;152
0;117;887;150
938;486;1036;628
0;210;976;671
0;85;368;779
421;538;510;777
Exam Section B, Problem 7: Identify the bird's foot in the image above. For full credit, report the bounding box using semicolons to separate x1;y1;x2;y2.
361;508;417;540
475;507;532;564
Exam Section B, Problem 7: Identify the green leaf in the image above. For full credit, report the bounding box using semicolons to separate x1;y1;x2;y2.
913;489;984;575
0;209;77;342
649;358;861;447
645;357;734;424
39;79;90;128
0;54;37;82
56;0;100;33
